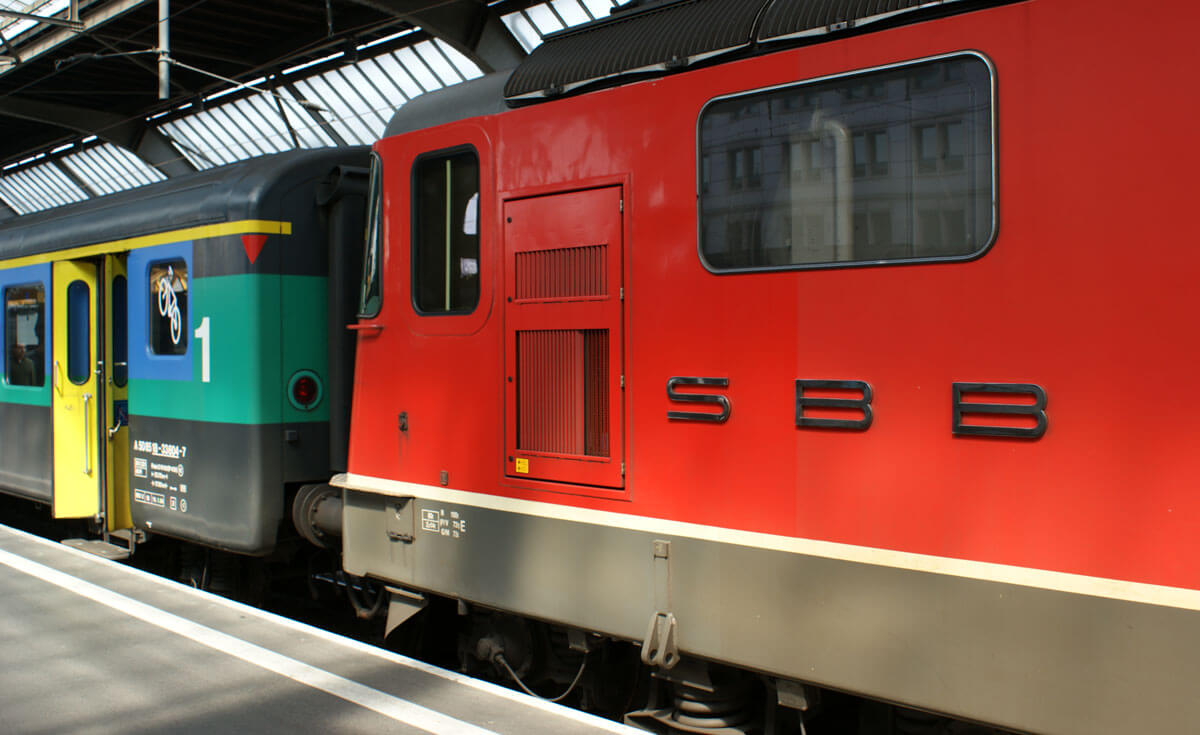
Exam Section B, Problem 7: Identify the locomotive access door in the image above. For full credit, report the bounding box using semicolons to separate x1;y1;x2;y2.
503;186;626;490
51;260;101;519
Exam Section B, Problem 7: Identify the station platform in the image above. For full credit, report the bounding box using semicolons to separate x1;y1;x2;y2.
0;524;639;735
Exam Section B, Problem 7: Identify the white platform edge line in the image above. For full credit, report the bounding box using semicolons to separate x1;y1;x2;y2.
0;545;497;735
0;525;642;735
337;473;1200;613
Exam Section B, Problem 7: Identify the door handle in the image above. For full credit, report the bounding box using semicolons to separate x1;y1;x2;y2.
108;422;123;441
82;393;92;475
53;359;62;395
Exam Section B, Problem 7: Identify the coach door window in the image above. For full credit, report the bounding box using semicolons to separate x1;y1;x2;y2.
412;147;480;314
5;284;44;387
698;53;995;271
149;260;187;355
112;274;128;386
67;281;91;385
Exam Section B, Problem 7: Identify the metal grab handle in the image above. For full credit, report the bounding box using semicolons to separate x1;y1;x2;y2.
82;393;92;475
108;422;122;441
53;359;62;395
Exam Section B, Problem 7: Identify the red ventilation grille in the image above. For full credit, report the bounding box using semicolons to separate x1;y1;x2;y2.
514;244;608;301
517;329;610;457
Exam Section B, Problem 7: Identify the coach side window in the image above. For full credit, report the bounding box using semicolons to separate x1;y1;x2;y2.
412;147;480;315
698;54;995;271
358;152;383;318
5;284;44;387
149;260;188;355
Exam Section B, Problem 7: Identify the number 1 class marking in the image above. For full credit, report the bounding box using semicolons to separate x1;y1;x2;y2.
194;316;210;383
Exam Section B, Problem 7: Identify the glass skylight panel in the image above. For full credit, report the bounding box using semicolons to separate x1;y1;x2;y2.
368;54;425;100
334;66;393;130
61;143;166;196
159;116;228;170
580;0;618;19
156;90;335;170
436;39;483;81
524;4;566;35
502;12;541;53
503;0;618;52
291;74;380;144
254;94;335;149
414;39;467;87
551;0;592;26
394;45;444;93
0;161;87;214
0;182;33;215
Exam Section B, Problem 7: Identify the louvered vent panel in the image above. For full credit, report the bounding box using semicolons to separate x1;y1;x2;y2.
517;329;610;457
515;244;608;300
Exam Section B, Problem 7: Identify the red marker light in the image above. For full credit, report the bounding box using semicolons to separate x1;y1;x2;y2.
292;375;318;406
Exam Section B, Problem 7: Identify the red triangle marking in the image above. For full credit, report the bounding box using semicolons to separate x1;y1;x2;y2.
242;234;268;264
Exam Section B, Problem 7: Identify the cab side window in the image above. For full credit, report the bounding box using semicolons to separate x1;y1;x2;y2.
358;152;384;318
412;148;480;314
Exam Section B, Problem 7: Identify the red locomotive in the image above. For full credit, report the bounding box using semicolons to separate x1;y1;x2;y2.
328;0;1200;732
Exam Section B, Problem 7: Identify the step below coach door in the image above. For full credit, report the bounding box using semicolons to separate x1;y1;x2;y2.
51;255;129;527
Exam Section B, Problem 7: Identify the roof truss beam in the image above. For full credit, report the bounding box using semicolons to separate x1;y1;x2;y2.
0;95;193;176
0;0;150;79
351;0;526;72
0;1;83;30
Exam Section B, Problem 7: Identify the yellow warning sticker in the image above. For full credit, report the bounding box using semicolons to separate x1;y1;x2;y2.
514;458;529;474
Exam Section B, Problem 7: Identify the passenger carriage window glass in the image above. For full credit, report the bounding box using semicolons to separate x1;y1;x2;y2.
358;152;383;318
149;260;187;355
67;281;90;385
412;148;480;314
113;275;128;387
5;284;45;387
698;55;994;270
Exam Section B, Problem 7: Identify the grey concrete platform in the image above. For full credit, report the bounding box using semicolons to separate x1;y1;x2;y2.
0;524;639;735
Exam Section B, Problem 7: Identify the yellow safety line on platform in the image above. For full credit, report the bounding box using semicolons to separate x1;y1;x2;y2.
0;219;293;269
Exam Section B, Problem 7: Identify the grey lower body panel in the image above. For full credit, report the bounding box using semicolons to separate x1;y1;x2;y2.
129;415;326;554
342;488;1200;735
0;402;51;502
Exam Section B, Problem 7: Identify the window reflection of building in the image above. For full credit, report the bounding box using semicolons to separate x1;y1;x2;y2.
699;56;992;270
5;283;45;387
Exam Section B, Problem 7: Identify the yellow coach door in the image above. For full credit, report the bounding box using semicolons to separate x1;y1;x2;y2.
52;260;101;519
104;255;131;531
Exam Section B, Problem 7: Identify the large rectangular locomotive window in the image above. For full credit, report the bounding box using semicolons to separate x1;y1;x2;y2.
358;152;383;318
699;54;994;270
5;284;44;387
149;260;188;355
412;148;480;314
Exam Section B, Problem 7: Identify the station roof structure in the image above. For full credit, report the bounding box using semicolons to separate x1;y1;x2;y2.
0;0;620;218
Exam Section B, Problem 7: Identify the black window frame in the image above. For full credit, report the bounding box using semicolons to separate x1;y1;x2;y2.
410;144;482;317
696;51;997;274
